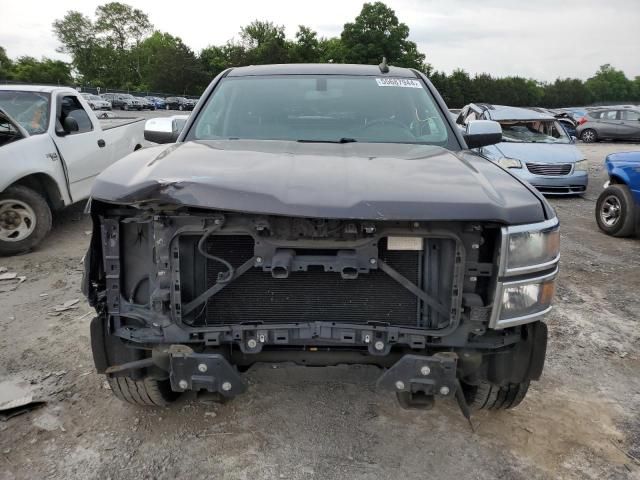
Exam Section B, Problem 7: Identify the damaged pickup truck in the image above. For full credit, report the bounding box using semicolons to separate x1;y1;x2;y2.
83;64;559;415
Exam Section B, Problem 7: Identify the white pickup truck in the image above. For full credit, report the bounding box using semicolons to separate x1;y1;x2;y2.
0;85;145;255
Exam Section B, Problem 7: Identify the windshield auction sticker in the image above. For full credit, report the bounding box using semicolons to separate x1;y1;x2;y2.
375;78;422;88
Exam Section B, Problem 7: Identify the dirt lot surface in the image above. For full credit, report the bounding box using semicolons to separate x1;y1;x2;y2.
1;142;639;480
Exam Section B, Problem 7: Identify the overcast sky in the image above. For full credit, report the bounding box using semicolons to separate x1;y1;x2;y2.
2;0;639;81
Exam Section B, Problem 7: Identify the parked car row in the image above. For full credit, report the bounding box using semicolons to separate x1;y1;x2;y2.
79;92;199;112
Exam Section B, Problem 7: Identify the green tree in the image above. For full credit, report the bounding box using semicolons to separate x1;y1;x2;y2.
541;78;592;107
136;31;205;94
240;21;290;64
585;64;634;103
53;11;103;82
10;56;72;84
341;2;426;70
200;42;248;78
0;46;13;79
317;37;345;63
290;26;320;63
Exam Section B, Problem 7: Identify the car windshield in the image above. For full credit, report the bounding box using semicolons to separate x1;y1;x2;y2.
188;75;457;148
0;91;50;135
499;120;571;144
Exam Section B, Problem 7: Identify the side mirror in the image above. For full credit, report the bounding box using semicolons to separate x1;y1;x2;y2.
144;116;188;144
62;116;79;134
464;120;502;149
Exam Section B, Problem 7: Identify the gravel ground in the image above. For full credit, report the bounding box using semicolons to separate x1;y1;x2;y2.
0;142;639;480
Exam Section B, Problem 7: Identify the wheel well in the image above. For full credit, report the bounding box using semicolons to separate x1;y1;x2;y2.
134;144;142;151
609;175;626;185
11;173;64;210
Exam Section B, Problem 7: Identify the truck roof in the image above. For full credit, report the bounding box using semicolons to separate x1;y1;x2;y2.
0;84;78;95
227;63;418;78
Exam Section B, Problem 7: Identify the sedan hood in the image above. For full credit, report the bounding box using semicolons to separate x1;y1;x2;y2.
91;140;546;224
495;142;584;163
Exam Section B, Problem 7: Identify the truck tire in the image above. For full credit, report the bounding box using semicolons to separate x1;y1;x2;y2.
463;380;530;410
107;376;178;407
596;184;636;237
0;185;52;256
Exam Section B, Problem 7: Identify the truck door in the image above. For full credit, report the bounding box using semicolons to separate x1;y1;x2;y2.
51;94;110;202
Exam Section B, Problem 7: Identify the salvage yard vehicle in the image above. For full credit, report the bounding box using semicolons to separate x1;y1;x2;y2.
164;96;196;111
577;107;640;143
84;64;558;415
101;93;143;111
458;104;588;195
0;86;145;255
596;151;640;237
81;93;112;111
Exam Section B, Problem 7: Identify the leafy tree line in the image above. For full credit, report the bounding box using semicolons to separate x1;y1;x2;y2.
1;1;639;107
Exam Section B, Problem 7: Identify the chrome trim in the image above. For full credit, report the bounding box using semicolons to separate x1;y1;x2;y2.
498;217;560;277
489;267;559;329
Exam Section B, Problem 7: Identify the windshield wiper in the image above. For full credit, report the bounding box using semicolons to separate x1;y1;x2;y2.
297;138;357;144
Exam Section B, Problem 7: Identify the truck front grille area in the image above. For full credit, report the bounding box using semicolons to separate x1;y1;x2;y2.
175;233;462;329
526;163;572;176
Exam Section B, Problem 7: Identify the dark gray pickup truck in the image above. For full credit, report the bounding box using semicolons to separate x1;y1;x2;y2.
83;64;559;415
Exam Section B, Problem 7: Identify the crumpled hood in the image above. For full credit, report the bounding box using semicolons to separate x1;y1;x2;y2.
494;142;584;163
91;139;546;224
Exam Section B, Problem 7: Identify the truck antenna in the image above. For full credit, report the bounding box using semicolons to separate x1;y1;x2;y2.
378;57;389;74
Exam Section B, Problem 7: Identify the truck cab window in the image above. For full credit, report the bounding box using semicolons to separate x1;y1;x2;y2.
58;96;93;134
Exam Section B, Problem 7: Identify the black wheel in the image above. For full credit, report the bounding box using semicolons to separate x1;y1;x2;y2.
165;105;170;110
462;380;530;410
123;104;129;111
580;128;597;143
107;376;179;407
0;185;52;256
596;184;637;237
178;104;184;111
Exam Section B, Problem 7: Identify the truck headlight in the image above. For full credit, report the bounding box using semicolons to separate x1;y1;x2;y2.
498;157;522;169
492;218;560;328
495;271;557;327
574;160;588;172
504;220;559;273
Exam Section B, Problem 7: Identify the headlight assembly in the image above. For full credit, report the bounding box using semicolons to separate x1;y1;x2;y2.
503;219;560;274
492;269;557;328
491;218;560;329
497;157;522;169
574;160;588;172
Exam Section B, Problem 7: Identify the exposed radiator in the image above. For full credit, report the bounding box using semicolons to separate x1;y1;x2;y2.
198;235;422;327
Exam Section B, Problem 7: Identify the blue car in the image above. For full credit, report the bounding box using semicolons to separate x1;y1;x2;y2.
145;96;166;110
458;104;588;195
596;151;640;237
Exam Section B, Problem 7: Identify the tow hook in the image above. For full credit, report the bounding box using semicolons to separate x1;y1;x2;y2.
168;348;246;397
377;353;474;429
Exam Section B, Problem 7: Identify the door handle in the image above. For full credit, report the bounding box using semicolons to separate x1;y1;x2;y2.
97;139;106;147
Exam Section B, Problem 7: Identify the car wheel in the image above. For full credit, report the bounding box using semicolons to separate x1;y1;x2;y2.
462;380;530;410
580;128;597;143
596;184;637;237
0;185;52;256
107;375;179;407
165;105;170;110
178;105;184;111
123;104;129;111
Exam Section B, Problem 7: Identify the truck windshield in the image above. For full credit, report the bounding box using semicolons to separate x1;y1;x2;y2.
500;120;571;144
189;75;457;148
0;91;50;135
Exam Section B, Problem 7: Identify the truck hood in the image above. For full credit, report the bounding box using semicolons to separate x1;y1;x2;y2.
494;142;584;163
90;140;547;224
